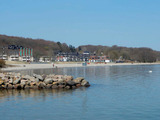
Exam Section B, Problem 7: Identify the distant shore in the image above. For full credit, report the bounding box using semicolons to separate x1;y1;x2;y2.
1;62;160;71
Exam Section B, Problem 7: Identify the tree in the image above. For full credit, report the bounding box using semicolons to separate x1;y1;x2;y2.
69;45;76;52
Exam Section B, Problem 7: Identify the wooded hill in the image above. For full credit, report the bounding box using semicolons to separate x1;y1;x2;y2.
78;45;160;62
0;34;160;62
0;34;75;60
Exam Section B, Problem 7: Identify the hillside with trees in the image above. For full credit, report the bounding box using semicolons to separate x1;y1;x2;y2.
79;45;160;62
0;34;74;60
0;34;160;62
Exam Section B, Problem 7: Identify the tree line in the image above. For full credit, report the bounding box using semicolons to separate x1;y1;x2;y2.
79;45;160;62
0;34;160;62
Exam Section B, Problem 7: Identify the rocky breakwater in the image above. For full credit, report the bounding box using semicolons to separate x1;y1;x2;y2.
0;72;90;90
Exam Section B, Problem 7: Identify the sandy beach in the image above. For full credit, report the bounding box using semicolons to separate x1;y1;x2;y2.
1;62;160;71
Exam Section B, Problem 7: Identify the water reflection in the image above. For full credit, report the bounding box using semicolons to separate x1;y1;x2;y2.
0;87;88;103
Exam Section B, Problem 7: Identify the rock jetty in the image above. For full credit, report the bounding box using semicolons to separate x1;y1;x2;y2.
0;72;90;90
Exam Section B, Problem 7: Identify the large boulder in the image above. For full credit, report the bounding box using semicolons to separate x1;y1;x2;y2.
13;77;21;85
14;84;21;89
66;81;76;86
22;75;32;80
0;79;4;85
46;84;52;89
38;82;46;89
81;80;90;87
33;74;43;81
64;76;73;82
0;73;5;79
44;78;53;84
52;85;58;89
58;85;65;89
20;80;28;85
73;77;84;84
9;78;13;84
65;86;71;89
57;79;64;83
7;84;13;89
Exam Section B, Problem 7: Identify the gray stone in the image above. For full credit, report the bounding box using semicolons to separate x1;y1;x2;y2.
67;81;76;86
13;77;21;85
44;78;53;84
10;84;15;89
57;79;64;82
73;77;84;84
65;86;70;89
9;78;13;84
20;80;28;85
76;84;81;87
0;73;5;78
81;80;90;87
64;76;73;82
33;74;43;81
14;84;21;89
58;85;65;88
23;75;31;80
72;86;76;89
52;85;58;89
24;85;31;89
38;82;46;89
0;79;4;85
46;84;52;89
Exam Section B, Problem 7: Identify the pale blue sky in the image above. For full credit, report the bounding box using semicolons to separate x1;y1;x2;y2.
0;0;160;50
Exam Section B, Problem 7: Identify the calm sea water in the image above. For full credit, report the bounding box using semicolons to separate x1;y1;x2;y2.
1;65;160;120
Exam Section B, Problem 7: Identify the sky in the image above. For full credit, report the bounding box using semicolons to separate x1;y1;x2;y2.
0;0;160;50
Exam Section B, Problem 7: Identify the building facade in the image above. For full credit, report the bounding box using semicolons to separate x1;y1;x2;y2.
0;45;34;62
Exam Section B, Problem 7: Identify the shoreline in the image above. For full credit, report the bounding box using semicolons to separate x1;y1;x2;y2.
1;62;160;71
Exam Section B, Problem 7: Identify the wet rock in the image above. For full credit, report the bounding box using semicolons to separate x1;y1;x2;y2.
0;79;4;85
20;80;28;85
59;82;66;86
67;81;76;86
21;84;25;89
65;86;71;89
52;82;59;85
35;78;39;82
64;76;73;82
14;84;21;89
32;86;38;89
44;78;53;84
30;82;36;86
76;84;81;87
38;82;46;89
8;84;14;89
0;73;5;79
46;84;52;89
25;85;31;89
54;75;64;79
81;80;90;87
0;85;5;89
57;79;64;83
30;77;36;82
22;75;31;80
52;85;58;89
33;74;43;81
72;86;76;89
58;85;65;89
13;77;21;85
9;78;13;84
73;77;84;84
42;74;47;80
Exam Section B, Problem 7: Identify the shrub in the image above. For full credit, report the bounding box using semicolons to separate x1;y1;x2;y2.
0;59;5;68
